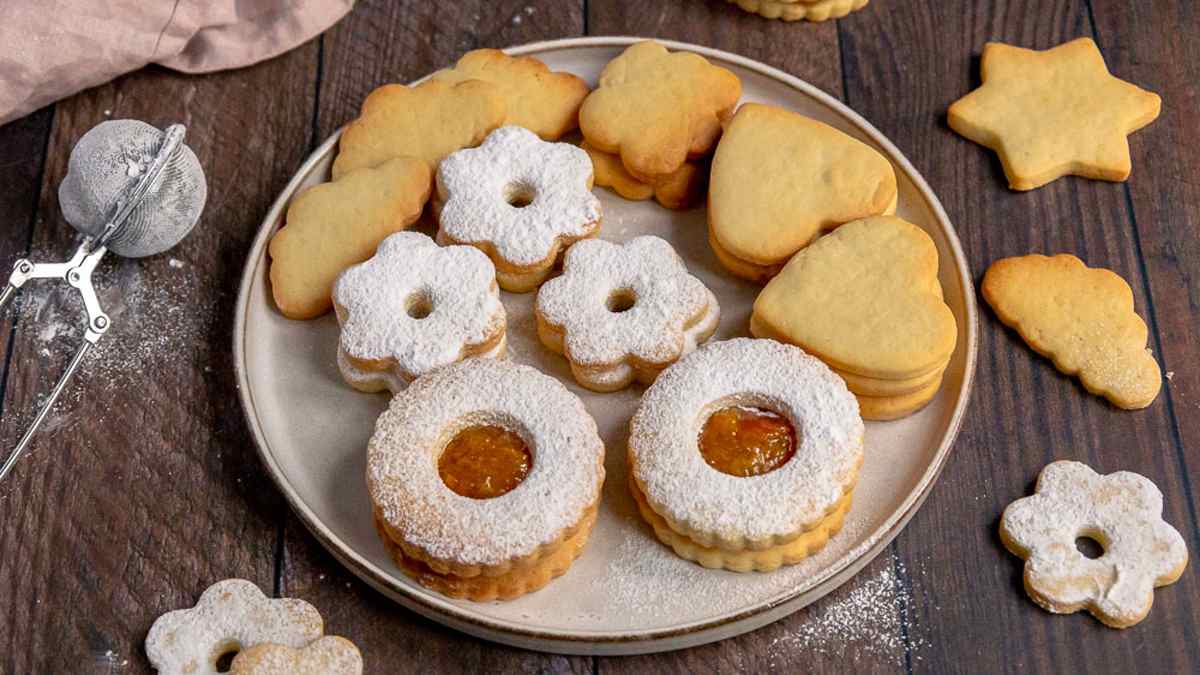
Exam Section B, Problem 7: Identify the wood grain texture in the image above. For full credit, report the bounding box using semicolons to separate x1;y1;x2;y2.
838;1;1199;672
0;43;320;673
276;3;591;674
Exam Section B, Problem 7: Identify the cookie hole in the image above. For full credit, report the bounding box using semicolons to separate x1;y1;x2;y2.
699;405;797;477
438;425;532;499
1075;535;1105;559
606;288;638;313
212;640;241;673
405;291;433;320
504;182;537;209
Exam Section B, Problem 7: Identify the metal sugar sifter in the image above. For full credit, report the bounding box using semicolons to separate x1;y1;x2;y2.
0;120;207;482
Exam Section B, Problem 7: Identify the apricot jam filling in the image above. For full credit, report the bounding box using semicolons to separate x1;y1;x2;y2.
438;425;532;499
699;406;797;477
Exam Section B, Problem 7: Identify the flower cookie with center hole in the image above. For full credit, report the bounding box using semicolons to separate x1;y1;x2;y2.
436;126;601;293
332;231;505;393
145;579;323;675
1000;461;1188;628
535;236;720;392
230;636;362;675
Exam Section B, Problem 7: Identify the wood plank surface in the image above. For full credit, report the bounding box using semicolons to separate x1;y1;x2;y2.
0;45;320;672
0;1;1195;673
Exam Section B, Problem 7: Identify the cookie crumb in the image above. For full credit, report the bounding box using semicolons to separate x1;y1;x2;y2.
1166;371;1174;381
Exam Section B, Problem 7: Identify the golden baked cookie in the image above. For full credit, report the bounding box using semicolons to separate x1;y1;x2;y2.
948;38;1161;191
629;339;863;570
230;637;363;675
1001;461;1188;628
579;40;741;183
582;141;708;210
436;126;601;292
332;79;506;180
268;157;431;319
709;104;897;282
724;0;869;22
982;254;1161;409
431;49;589;141
751;216;957;381
833;363;946;398
367;359;605;600
854;373;944;421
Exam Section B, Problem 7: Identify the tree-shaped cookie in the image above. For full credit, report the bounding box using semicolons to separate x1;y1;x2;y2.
431;49;589;141
1001;461;1188;628
332;79;506;180
949;38;1161;191
982;254;1161;409
579;41;741;183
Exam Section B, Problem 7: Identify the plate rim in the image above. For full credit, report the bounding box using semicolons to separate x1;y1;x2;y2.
233;35;979;654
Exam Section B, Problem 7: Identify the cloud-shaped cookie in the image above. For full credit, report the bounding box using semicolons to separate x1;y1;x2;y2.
231;636;363;675
431;49;589;141
333;231;506;392
982;253;1161;409
751;216;957;380
332;79;506;180
579;41;741;183
1000;461;1188;628
145;579;323;675
709;103;898;281
269;157;431;319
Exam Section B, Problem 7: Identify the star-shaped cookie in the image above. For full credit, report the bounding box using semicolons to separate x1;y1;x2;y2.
948;38;1160;191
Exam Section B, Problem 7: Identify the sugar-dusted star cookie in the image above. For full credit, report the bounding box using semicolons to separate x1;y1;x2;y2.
948;38;1161;191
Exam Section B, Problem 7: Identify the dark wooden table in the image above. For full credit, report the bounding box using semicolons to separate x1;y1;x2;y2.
1;1;1196;672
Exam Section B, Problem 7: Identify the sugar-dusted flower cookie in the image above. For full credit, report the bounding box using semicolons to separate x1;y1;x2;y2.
145;579;323;675
710;103;897;282
1001;461;1188;628
949;38;1161;191
579;40;741;183
332;79;505;180
982;253;1161;409
269;157;431;319
536;236;720;392
431;49;589;141
332;231;505;393
231;636;363;675
437;126;601;292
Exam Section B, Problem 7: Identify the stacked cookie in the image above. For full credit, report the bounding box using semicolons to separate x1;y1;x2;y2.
751;216;957;420
578;41;741;210
724;0;870;22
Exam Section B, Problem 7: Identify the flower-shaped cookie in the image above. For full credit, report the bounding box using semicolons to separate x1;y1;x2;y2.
436;126;602;293
332;232;506;393
535;236;720;391
145;579;324;674
1000;461;1189;628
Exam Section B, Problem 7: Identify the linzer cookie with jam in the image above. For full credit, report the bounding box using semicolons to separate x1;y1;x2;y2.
367;359;605;601
628;339;864;572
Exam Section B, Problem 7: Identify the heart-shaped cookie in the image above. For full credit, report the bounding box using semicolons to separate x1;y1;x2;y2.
709;104;897;282
751;216;956;380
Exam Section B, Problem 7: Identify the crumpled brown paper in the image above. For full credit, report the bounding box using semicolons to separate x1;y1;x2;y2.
0;0;354;126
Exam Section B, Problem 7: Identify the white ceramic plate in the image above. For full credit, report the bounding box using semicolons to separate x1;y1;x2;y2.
234;37;977;655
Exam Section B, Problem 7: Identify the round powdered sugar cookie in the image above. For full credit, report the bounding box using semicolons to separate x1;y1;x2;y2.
436;126;602;292
368;358;605;581
230;636;363;675
145;579;323;675
629;338;864;551
535;236;720;392
1000;460;1189;628
332;232;506;393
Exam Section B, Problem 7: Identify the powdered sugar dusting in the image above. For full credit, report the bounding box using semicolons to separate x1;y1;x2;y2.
368;359;604;566
536;236;718;367
630;338;864;548
333;232;505;389
437;126;601;266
